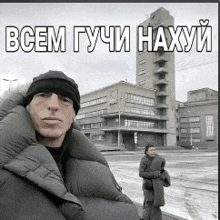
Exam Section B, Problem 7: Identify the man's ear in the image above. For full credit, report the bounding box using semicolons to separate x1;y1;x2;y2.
72;110;76;122
26;104;30;112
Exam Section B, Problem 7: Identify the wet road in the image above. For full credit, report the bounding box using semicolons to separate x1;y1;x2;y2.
104;151;218;220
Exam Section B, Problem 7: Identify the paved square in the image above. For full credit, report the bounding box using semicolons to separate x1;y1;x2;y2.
104;150;218;220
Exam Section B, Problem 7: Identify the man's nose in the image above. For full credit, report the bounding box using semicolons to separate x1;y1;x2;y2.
47;93;59;111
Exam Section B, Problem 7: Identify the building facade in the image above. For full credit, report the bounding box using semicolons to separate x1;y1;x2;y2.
75;7;177;149
76;81;170;149
136;7;176;147
177;88;218;148
75;7;218;150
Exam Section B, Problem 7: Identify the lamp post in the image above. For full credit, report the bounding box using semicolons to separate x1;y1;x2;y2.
3;78;18;95
118;104;121;148
188;110;193;146
117;90;123;148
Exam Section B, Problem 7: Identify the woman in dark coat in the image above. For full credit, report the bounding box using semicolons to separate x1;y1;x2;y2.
139;144;171;220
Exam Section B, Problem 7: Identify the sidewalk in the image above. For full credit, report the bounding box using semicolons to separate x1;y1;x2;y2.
101;147;218;156
101;147;217;220
135;203;187;220
102;150;189;220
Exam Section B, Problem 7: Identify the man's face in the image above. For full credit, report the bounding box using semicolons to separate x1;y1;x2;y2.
27;93;75;145
147;147;157;157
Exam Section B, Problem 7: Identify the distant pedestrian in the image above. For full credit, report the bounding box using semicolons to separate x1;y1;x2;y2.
139;144;171;220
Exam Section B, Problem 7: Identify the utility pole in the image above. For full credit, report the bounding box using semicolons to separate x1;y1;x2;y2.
3;78;18;95
117;90;123;148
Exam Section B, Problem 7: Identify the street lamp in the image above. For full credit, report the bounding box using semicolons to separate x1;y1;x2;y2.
118;105;121;148
3;78;18;95
117;90;123;148
188;110;193;146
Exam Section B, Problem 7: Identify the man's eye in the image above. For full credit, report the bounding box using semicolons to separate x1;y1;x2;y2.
38;93;46;97
59;96;72;103
35;93;47;98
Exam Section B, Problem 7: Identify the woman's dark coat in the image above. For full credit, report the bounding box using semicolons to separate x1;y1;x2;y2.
139;154;171;207
0;93;139;220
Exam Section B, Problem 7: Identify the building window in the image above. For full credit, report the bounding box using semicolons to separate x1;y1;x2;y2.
180;128;187;133
81;96;107;108
76;113;86;119
139;59;146;65
180;117;187;123
205;115;214;137
77;109;107;119
92;135;106;140
138;80;147;86
91;122;103;128
189;116;200;122
180;137;188;141
81;124;91;130
138;69;146;75
192;138;200;142
139;47;147;54
86;109;107;118
190;128;200;133
125;106;154;116
126;93;154;106
124;119;154;128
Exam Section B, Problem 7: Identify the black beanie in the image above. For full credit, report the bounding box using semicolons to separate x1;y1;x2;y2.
25;70;80;114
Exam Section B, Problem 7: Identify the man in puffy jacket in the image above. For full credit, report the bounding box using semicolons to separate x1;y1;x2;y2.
0;70;140;220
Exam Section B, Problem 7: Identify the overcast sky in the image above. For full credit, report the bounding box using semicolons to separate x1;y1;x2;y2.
0;2;218;101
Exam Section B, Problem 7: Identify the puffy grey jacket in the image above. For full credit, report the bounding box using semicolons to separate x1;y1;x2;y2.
0;93;139;220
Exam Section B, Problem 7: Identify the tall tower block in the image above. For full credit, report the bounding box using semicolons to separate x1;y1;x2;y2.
136;7;176;147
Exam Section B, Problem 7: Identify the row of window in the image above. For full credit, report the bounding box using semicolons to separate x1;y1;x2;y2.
205;115;214;136
125;106;155;116
92;135;106;141
124;119;155;128
139;59;146;65
138;80;147;86
180;115;214;137
180;128;200;133
138;69;147;75
180;116;200;123
80;122;104;129
126;93;154;106
180;137;201;142
76;109;107;119
80;93;154;109
81;96;107;108
138;48;147;55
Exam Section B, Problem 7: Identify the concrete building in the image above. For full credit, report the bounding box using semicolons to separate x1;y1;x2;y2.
75;7;218;150
136;7;176;147
75;7;177;149
177;88;218;148
76;81;170;149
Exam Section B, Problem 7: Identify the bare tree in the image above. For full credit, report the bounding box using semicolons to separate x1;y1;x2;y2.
0;82;31;105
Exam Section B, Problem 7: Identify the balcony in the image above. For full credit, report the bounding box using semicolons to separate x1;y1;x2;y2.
101;112;168;121
154;67;168;74
156;103;169;108
101;126;168;133
154;56;168;63
156;91;169;96
154;79;168;85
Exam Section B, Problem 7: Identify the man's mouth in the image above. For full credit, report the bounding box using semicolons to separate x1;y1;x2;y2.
42;117;62;123
43;117;61;121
